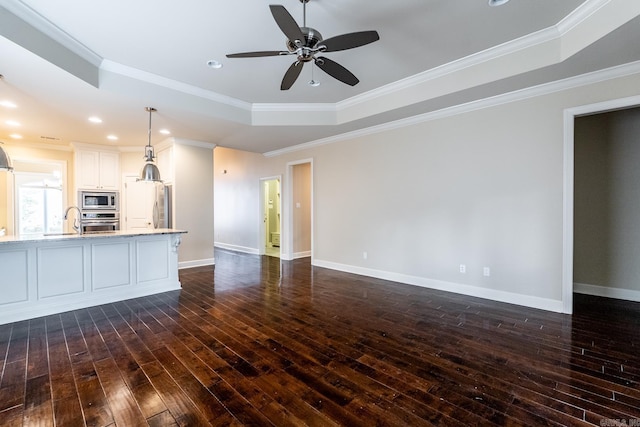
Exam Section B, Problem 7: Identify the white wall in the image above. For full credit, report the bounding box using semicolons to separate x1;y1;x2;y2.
213;147;269;253
292;162;311;256
574;108;640;299
174;142;215;266
213;70;640;312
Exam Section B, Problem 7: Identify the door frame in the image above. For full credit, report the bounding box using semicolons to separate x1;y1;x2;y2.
562;94;640;314
282;158;313;262
258;175;282;256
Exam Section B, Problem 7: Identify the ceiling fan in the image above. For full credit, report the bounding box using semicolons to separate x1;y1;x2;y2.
226;0;380;90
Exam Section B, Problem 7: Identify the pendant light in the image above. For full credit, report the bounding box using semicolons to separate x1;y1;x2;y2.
0;141;13;172
138;107;162;182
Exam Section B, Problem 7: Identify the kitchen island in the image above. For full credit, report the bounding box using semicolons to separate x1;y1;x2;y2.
0;229;186;325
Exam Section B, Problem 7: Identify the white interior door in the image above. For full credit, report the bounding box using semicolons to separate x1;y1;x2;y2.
123;176;153;230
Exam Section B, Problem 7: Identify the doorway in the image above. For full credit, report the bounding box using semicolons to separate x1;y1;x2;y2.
281;159;313;261
574;107;640;303
260;177;281;258
563;94;640;314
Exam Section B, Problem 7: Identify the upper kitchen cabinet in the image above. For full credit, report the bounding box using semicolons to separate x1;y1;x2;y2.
74;147;120;190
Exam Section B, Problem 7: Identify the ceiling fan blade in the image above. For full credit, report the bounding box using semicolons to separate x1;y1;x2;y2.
269;5;306;47
281;61;304;90
320;30;380;52
226;51;288;58
315;57;359;86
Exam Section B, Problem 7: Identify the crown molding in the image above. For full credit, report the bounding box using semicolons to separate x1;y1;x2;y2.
173;138;217;150
6;0;636;133
252;103;336;113
1;0;102;67
338;26;560;112
69;142;121;152
4;140;73;152
116;146;144;153
556;0;610;34
263;60;640;157
99;60;251;111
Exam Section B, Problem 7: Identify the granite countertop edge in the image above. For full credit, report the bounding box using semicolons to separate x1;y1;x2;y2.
0;229;188;245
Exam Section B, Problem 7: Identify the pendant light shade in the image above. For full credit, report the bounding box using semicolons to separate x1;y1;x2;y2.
0;142;13;172
140;160;162;182
138;107;162;182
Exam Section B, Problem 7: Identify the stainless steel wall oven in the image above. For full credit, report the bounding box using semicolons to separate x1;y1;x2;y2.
81;211;120;233
78;190;120;233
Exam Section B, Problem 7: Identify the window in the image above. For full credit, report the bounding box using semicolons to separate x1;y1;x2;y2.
13;166;64;236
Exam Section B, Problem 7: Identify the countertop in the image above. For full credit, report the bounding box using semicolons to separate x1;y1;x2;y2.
0;228;187;245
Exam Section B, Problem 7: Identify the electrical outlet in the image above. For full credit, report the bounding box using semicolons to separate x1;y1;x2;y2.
363;251;368;260
459;264;466;274
483;267;491;277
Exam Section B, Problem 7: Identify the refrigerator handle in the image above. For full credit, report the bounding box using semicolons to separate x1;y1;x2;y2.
152;201;159;229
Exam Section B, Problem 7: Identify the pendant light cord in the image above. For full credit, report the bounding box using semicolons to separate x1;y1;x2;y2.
148;108;152;148
144;107;157;160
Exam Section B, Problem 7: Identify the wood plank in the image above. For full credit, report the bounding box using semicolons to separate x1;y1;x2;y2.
22;374;53;426
0;249;638;424
26;318;48;380
94;357;147;427
139;360;212;426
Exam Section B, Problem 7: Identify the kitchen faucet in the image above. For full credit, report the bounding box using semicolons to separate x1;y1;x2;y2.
64;206;83;235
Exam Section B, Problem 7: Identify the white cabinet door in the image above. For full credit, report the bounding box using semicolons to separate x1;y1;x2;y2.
76;150;120;190
76;150;100;189
98;151;120;190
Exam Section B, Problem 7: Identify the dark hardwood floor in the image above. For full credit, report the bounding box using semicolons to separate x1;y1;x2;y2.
1;249;639;426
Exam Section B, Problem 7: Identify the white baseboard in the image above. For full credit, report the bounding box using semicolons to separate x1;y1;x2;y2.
574;282;640;303
293;251;311;259
179;258;215;269
214;242;259;255
313;259;564;313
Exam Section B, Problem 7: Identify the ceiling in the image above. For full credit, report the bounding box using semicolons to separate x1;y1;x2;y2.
1;0;639;154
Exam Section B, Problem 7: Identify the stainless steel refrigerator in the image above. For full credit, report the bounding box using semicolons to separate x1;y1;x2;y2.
153;183;172;229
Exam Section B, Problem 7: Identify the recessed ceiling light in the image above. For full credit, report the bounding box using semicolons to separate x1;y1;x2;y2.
5;120;20;127
107;134;118;141
488;0;510;5
0;100;17;109
9;134;22;139
88;116;103;124
159;129;171;135
207;59;223;69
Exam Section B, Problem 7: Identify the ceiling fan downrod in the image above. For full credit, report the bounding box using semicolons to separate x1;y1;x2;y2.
300;0;309;27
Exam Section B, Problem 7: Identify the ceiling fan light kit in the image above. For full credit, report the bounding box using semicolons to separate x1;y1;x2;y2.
226;0;380;90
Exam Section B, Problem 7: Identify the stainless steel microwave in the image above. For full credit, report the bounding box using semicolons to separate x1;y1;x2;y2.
79;190;119;210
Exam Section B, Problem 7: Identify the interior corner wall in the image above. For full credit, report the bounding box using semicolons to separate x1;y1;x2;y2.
213;146;268;253
173;143;214;265
574;107;640;294
213;71;640;311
